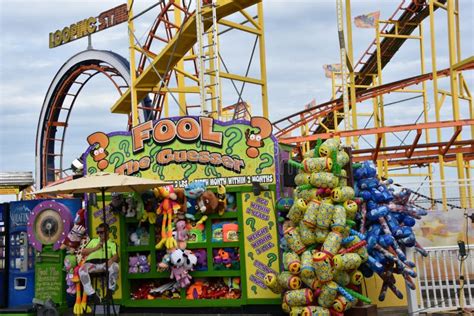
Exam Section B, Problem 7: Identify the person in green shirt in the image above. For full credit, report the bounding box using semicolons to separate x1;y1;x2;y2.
78;223;119;303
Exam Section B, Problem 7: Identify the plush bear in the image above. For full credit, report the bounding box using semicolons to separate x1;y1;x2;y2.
197;190;226;215
129;255;139;274
138;255;150;273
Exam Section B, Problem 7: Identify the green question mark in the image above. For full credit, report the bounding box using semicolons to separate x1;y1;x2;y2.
109;152;125;168
152;163;165;180
267;253;277;267
256;153;273;174
244;193;251;202
251;285;257;295
134;172;142;178
119;139;131;157
183;163;197;179
268;221;274;231
224;128;242;155
245;218;256;232
263;191;271;199
109;225;118;240
205;165;221;177
88;167;97;174
248;252;254;261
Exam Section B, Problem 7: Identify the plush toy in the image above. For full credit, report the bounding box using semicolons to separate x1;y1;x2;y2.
125;193;138;218
138;255;151;273
175;220;188;249
197;190;226;216
170;249;194;288
174;188;187;220
64;254;77;294
129;255;140;274
109;193;127;215
61;208;87;251
155;185;181;249
226;193;237;212
215;185;227;216
140;191;158;224
193;249;208;271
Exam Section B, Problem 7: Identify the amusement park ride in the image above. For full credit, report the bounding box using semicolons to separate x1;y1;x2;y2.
36;0;473;212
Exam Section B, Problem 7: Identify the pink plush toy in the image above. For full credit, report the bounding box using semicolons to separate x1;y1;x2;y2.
176;220;188;249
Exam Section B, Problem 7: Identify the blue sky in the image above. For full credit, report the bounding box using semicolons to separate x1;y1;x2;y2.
0;1;472;202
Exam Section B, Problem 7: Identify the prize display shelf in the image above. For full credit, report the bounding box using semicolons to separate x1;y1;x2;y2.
119;192;246;308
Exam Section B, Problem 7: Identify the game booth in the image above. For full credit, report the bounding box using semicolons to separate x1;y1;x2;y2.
2;116;432;315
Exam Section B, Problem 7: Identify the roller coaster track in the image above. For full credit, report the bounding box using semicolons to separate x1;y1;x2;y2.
273;60;474;140
273;0;446;139
111;0;261;116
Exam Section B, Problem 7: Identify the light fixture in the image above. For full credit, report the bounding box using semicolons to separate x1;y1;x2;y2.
71;157;84;174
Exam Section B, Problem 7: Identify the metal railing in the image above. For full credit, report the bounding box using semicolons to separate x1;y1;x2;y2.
407;245;473;314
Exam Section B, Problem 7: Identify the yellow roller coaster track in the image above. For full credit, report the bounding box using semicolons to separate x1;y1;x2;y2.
111;0;261;115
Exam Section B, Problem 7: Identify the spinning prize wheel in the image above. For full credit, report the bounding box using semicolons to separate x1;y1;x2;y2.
27;201;73;252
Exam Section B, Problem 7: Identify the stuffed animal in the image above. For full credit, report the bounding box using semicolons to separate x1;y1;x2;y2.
140;191;158;224
129;255;139;274
138;255;150;273
176;220;188;249
170;249;193;288
109;193;127;215
155;185;181;249
185;181;206;221
193;249;208;271
64;254;77;294
174;188;187;220
197;190;226;215
125;193;138;218
215;185;227;216
61;208;87;251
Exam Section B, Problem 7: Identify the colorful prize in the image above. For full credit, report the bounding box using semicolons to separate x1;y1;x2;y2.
322;231;342;255
316;201;334;229
301;275;319;290
284;227;307;255
333;270;350;286
264;273;284;294
313;252;333;282
333;295;355;312
300;250;315;279
331;186;355;203
310;172;339;189
318;281;338;308
343;200;358;220
299;221;317;246
303;200;320;228
336;150;350;167
278;271;302;290
283;252;301;275
331;204;346;232
294;172;311;186
314;227;329;243
302;157;333;173
284;288;314;307
290;306;330;316
319;139;340;157
287;198;306;224
333;253;362;271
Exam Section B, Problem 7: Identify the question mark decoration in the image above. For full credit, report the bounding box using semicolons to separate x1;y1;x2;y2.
268;221;274;231
246;218;256;232
224;128;242;155
87;132;110;170
246;117;273;158
267;253;277;267
244;193;251;202
251;285;258;295
248;251;254;261
119;139;131;157
256;153;274;174
183;163;197;179
109;225;118;240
